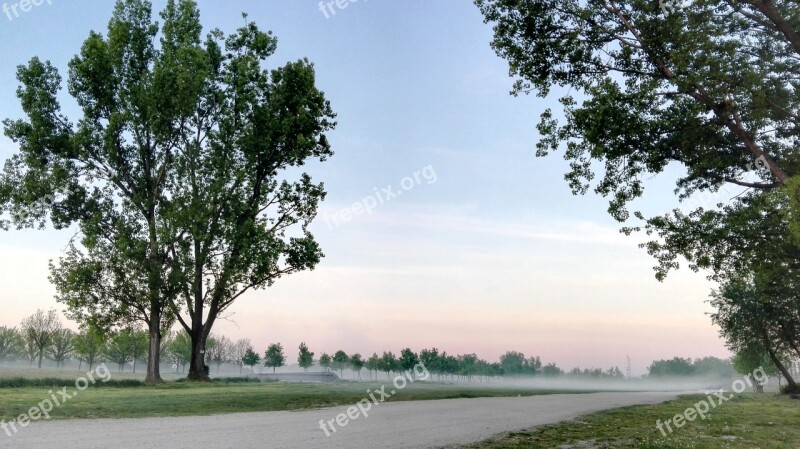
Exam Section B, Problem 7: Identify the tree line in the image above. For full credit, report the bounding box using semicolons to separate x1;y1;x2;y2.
3;310;748;383
0;309;258;375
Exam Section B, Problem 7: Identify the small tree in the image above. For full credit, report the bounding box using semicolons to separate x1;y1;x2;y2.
47;328;75;368
297;342;314;372
349;353;365;379
230;339;251;376
242;348;261;373
319;353;332;372
105;329;134;373
206;335;232;374
366;353;380;380
21;309;61;368
542;363;564;377
380;351;397;379
264;343;286;373
165;332;192;373
399;348;419;373
73;328;105;370
419;348;440;378
0;327;22;362
332;350;348;378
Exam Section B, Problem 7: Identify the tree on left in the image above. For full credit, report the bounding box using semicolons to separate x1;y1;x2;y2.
1;0;334;383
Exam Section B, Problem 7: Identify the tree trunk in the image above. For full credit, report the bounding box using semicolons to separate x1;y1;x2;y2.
187;330;209;380
186;246;212;381
766;344;797;392
37;350;43;369
145;319;163;384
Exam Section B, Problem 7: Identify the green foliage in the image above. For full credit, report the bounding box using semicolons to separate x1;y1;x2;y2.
263;343;285;373
20;309;62;369
332;350;348;375
242;347;260;372
500;351;542;376
46;328;75;368
647;357;697;377
297;342;314;372
647;356;735;378
73;328;106;370
318;352;332;372
164;331;192;373
399;348;419;372
365;353;380;379
541;362;564;377
379;351;397;376
732;344;782;378
0;327;23;362
711;277;799;389
477;0;800;393
348;353;364;378
0;0;335;382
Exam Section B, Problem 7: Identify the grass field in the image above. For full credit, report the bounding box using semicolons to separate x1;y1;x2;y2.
464;394;800;449
0;377;587;421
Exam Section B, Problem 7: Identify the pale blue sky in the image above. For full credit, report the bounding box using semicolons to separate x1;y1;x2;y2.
0;1;728;375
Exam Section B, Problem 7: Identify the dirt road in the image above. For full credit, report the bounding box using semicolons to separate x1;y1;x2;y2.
7;392;677;448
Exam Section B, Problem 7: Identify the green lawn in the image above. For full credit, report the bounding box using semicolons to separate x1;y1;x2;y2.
0;379;586;421
463;394;800;449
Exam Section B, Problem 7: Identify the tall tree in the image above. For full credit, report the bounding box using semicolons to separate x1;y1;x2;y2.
20;309;61;369
0;0;212;384
154;4;336;381
297;342;314;373
264;343;285;373
47;328;75;368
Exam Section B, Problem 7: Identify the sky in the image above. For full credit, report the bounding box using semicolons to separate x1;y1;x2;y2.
0;0;732;376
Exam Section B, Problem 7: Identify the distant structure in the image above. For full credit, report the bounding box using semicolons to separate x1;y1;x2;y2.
626;355;632;380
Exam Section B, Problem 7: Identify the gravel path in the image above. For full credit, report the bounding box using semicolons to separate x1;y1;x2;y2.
7;392;677;448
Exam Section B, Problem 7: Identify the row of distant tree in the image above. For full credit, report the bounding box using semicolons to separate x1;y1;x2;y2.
2;309;746;381
0;309;260;374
